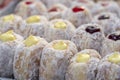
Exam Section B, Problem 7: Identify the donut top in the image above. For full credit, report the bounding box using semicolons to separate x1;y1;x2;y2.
53;41;68;50
76;53;90;63
108;52;120;64
3;14;14;22
0;30;16;42
26;15;41;24
54;21;67;29
108;33;120;41
85;26;100;34
72;6;85;13
24;35;40;47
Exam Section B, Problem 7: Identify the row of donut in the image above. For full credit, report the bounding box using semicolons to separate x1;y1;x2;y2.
0;31;119;80
12;0;120;26
0;13;120;56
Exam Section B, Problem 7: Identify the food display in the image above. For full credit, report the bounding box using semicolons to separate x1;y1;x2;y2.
0;0;120;80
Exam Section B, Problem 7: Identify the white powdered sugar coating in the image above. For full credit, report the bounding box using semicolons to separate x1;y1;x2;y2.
66;49;101;80
0;15;26;36
0;32;23;78
39;0;72;8
96;52;120;80
25;16;48;38
48;4;68;20
71;23;105;54
39;40;77;80
15;0;47;19
13;37;48;80
93;12;119;36
101;31;120;57
44;19;76;42
97;1;120;18
62;5;92;28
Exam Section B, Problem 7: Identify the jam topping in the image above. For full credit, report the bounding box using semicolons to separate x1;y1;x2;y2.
98;15;110;20
86;26;100;34
72;6;84;13
108;34;120;41
53;41;68;50
48;7;57;12
25;1;33;5
108;52;120;64
76;53;90;63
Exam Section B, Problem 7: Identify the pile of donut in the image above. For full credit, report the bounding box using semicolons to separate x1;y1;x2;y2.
0;0;120;80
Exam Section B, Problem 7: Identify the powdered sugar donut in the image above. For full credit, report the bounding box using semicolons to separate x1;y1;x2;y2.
97;1;120;18
39;40;77;80
93;12;119;36
0;30;23;78
71;0;95;11
24;15;48;38
0;14;26;35
13;35;48;80
44;19;76;42
48;3;68;20
62;5;92;27
15;0;47;19
71;23;105;53
66;49;101;80
101;31;120;57
40;0;73;8
96;52;120;80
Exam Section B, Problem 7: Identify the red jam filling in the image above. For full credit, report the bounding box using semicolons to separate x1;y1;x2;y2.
72;7;84;13
48;8;57;12
25;1;33;5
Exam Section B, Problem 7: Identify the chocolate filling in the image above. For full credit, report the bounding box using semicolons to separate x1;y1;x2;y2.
86;26;100;34
108;34;120;41
98;15;110;20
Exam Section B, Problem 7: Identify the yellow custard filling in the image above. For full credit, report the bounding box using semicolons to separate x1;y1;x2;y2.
3;14;14;22
108;52;120;64
0;30;16;42
76;53;90;63
53;41;68;50
26;15;41;24
24;35;39;47
54;21;67;29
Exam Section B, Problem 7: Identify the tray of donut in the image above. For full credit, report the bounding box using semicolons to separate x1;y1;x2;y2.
0;0;120;80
